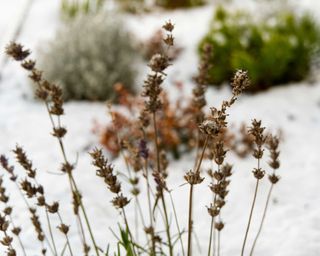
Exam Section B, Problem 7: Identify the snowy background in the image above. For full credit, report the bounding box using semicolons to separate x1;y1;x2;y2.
1;0;320;255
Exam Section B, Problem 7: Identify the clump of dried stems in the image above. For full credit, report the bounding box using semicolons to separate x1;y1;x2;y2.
1;21;281;255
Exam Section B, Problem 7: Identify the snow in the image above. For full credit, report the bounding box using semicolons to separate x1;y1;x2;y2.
1;0;320;255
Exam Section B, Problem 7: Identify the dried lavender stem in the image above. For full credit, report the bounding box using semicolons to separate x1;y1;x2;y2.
249;183;274;256
122;208;138;256
45;208;58;256
45;104;99;256
188;135;209;256
70;175;100;256
152;111;173;256
217;227;221;256
169;191;185;256
241;178;260;256
187;184;194;256
207;194;217;256
12;180;53;254
67;173;88;253
195;136;209;173
57;212;74;256
8;215;27;256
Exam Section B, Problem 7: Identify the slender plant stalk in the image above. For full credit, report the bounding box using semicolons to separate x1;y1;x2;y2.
187;135;209;256
144;157;156;255
249;184;274;256
207;216;214;256
217;229;221;256
152;112;173;256
44;105;100;256
11;179;54;255
70;175;100;256
57;212;74;256
241;178;260;256
66;172;88;252
187;184;194;256
7;209;27;255
169;191;186;256
44;208;58;256
122;208;138;256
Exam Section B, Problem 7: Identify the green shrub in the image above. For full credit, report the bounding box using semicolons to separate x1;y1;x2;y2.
39;13;138;101
156;0;205;9
199;6;320;92
60;0;105;19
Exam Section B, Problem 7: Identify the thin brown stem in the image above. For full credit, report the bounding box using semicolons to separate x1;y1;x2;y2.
152;111;173;256
217;231;221;256
44;208;58;256
241;178;260;256
44;104;100;256
187;184;194;256
169;191;185;256
207;215;214;256
122;208;138;256
57;212;74;256
249;184;274;256
8;211;27;256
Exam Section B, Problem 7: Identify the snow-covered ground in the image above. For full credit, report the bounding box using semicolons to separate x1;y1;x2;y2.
1;0;320;255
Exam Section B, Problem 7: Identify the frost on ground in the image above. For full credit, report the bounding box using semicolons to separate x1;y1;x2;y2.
1;0;320;255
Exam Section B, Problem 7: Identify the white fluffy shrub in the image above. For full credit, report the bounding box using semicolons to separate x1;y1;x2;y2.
39;13;137;101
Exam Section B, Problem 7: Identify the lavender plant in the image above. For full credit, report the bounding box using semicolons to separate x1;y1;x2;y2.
1;20;281;256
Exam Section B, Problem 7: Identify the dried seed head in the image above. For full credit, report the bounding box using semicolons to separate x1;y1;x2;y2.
52;127;67;138
21;59;36;70
231;69;250;96
0;235;13;246
0;214;9;231
221;163;233;177
163;34;174;46
0;155;17;181
199;119;220;136
162;20;174;32
90;148;122;194
5;42;30;61
11;227;21;236
267;135;280;170
252;168;265;179
29;208;45;242
47;202;59;214
3;207;12;216
269;174;280;184
13;146;36;178
29;69;42;82
58;224;69;235
111;194;130;209
184;170;204;185
148;54;170;73
207;204;220;217
215;221;224;231
37;196;46;207
61;162;74;174
212;141;227;165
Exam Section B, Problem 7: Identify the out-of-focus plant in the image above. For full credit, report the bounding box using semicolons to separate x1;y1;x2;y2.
156;0;205;9
61;0;105;19
199;6;320;92
116;0;149;13
39;13;138;101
